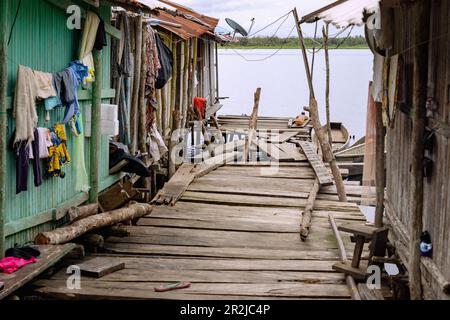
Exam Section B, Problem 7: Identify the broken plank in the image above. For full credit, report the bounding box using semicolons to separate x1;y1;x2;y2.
77;257;125;278
298;141;334;186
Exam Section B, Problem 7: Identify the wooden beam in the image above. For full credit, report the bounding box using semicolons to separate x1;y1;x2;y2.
409;0;430;300
298;141;333;186
89;49;103;204
0;0;8;258
375;101;385;228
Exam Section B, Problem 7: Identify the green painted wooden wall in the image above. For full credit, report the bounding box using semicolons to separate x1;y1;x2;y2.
2;0;119;249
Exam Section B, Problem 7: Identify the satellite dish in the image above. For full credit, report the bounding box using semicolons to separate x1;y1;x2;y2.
226;18;249;37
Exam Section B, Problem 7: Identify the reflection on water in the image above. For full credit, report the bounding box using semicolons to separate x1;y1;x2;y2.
218;49;374;140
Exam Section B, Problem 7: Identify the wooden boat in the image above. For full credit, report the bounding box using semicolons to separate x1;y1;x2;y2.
313;122;350;153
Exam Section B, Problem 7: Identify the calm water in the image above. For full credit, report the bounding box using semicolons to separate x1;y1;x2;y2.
218;49;374;140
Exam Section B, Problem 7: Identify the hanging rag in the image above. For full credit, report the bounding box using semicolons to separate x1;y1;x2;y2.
94;18;107;50
47;124;71;178
13;66;38;144
145;26;161;131
29;127;51;159
0;256;37;274
9;129;43;194
74;110;90;192
194;97;207;119
147;122;168;163
155;33;173;89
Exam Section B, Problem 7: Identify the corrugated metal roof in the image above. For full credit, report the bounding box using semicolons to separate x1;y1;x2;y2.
108;0;159;14
154;10;211;40
301;0;380;28
158;0;219;29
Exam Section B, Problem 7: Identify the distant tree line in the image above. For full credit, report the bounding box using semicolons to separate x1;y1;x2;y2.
221;35;368;49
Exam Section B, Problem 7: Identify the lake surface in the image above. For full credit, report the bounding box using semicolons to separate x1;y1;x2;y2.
218;49;374;140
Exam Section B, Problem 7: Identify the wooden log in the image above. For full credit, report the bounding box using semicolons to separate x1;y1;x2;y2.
67;204;98;224
375;101;385;228
409;0;430;300
300;178;320;241
328;213;362;300
130;15;143;154
34;203;153;245
244;88;261;160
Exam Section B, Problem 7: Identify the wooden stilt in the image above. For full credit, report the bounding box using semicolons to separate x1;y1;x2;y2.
409;0;430;300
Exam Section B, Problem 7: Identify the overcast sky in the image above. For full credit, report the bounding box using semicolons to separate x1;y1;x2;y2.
172;0;364;37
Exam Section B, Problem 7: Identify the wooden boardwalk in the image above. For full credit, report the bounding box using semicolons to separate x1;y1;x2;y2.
32;161;368;300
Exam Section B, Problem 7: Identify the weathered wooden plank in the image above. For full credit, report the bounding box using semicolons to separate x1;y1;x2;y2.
151;164;197;206
77;257;125;278
104;243;342;260
50;268;345;284
267;131;304;143
298;141;334;186
34;279;350;299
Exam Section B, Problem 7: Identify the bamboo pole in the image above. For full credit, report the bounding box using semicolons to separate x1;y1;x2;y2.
409;0;430;300
0;0;8;258
138;26;148;158
375;102;385;228
182;40;190;129
323;24;333;146
130;15;143;154
293;7;347;202
171;38;178;132
329;214;362;300
156;89;162;131
300;179;320;241
178;41;185;130
89;49;103;204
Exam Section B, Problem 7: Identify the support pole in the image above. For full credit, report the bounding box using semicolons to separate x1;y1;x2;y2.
323;24;333;146
0;0;8;258
293;7;347;202
244;88;261;161
375;102;385;228
89;49;103;204
409;0;430;300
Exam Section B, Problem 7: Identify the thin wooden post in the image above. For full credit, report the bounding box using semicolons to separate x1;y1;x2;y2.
323;24;333;146
89;49;103;204
375;102;385;228
0;0;8;258
130;15;143;154
409;0;430;300
244;88;262;161
293;7;347;202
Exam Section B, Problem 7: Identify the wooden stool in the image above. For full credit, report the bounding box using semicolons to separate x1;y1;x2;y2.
332;223;389;279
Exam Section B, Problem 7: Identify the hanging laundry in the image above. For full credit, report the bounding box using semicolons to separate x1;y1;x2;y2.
9;129;43;194
0;256;37;274
13;65;56;144
94;18;108;50
47;61;87;124
145;26;161;131
147;123;168;163
47;124;71;178
155;33;173;89
79;11;101;82
29;127;52;159
194;97;207;119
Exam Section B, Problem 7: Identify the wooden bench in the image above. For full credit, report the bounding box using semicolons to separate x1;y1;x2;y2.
332;223;389;279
